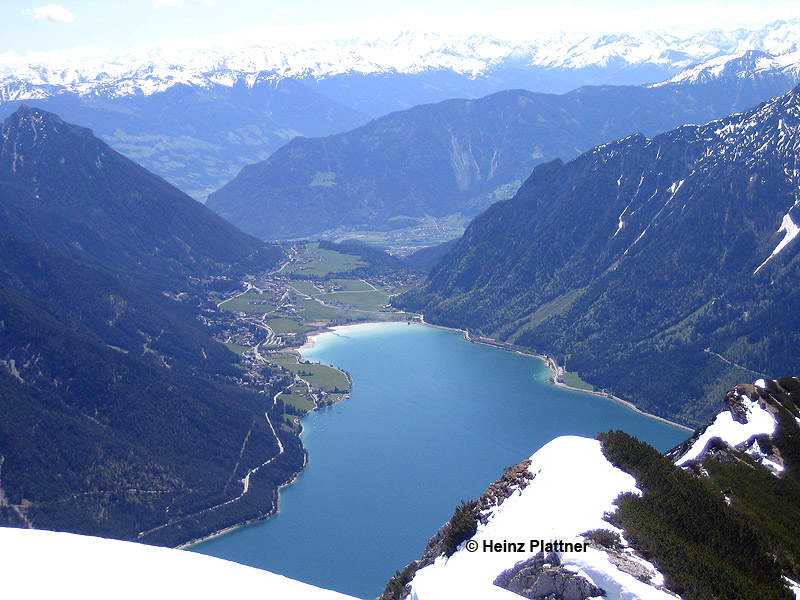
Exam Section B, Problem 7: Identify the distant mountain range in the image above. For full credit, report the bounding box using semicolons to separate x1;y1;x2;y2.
206;67;800;244
0;106;302;546
2;20;800;201
0;80;369;200
5;20;800;106
397;84;800;426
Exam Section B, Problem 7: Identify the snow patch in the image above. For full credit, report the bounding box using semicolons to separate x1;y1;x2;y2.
0;527;357;600
754;212;800;274
408;436;674;600
676;395;777;465
785;575;800;599
745;439;784;473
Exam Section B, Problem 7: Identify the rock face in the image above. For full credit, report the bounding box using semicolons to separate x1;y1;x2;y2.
723;384;758;424
477;459;534;522
494;552;605;600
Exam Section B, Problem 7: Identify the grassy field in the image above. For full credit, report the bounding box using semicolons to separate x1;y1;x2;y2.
288;276;392;312
269;352;350;392
327;278;374;292
280;391;316;413
294;298;346;322
317;290;390;311
377;284;411;297
219;292;278;313
288;281;322;297
282;414;301;434
224;342;251;355
560;370;595;391
281;242;368;278
264;316;313;335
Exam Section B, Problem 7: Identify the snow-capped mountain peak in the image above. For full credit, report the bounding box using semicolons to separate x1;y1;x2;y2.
4;19;800;102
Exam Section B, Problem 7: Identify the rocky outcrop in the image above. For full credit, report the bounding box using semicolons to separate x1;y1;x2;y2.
724;385;759;424
477;459;534;524
493;552;605;600
381;460;535;600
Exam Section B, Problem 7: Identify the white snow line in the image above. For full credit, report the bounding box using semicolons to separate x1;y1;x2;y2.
754;212;799;275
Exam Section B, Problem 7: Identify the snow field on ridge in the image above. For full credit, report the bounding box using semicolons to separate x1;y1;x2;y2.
408;436;675;600
676;395;777;466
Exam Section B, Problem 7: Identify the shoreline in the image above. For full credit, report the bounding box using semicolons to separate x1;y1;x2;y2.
296;320;403;354
300;315;693;432
178;324;382;550
417;315;694;433
178;450;310;550
179;319;412;550
181;313;691;549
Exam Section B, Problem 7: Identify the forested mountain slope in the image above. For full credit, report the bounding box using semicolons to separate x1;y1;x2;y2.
0;107;300;546
208;74;799;242
398;86;800;425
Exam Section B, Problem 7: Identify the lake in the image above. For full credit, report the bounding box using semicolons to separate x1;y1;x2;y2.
191;322;688;599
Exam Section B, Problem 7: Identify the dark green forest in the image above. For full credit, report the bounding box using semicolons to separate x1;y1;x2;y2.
397;88;800;426
0;106;300;545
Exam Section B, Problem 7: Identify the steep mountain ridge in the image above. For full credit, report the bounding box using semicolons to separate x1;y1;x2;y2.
386;378;800;600
0;104;279;288
207;75;800;243
398;85;800;425
0;107;301;546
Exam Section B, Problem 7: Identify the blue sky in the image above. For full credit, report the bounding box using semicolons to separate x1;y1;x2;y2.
3;1;800;55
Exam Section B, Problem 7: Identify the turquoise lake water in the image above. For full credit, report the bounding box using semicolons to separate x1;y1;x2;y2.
191;322;688;599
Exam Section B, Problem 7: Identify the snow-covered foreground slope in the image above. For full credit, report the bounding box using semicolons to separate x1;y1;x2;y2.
0;527;357;600
408;436;674;600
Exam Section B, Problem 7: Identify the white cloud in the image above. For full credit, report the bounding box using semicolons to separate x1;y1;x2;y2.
153;0;215;7
31;4;75;23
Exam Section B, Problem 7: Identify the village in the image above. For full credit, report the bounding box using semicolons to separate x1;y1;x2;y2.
199;241;419;432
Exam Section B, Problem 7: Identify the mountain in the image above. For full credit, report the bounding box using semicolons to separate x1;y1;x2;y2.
6;20;800;111
654;49;800;113
206;72;800;244
1;527;358;600
0;107;303;547
4;20;800;200
0;80;369;201
397;85;800;426
404;239;460;272
0;105;281;288
385;377;800;600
